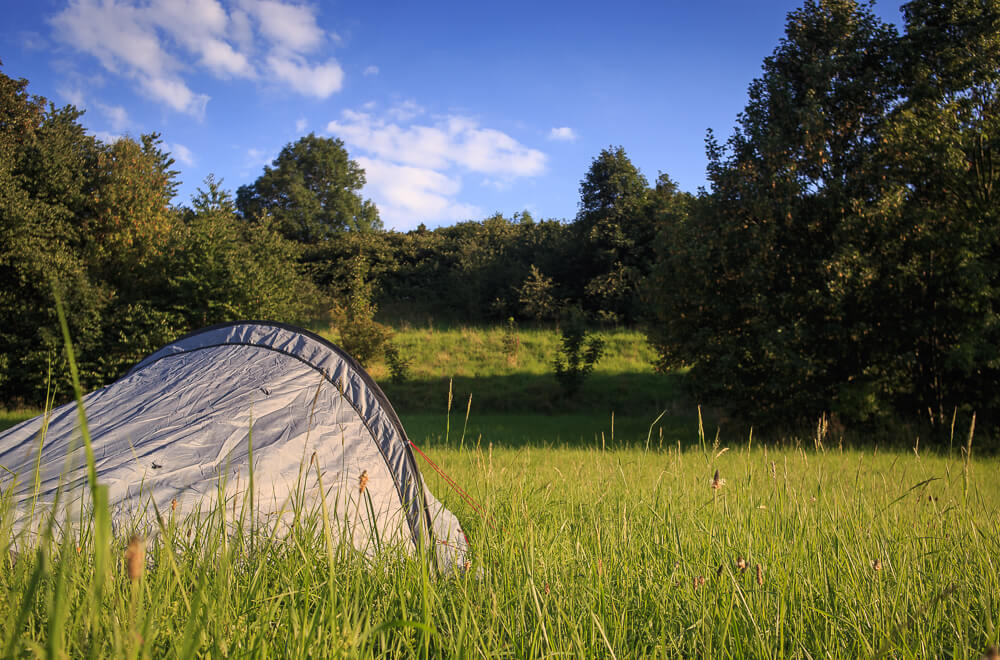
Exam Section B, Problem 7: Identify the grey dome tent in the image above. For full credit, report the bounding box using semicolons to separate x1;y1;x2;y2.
0;321;470;571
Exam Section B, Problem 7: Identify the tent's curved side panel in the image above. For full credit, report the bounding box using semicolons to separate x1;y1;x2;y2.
127;322;434;554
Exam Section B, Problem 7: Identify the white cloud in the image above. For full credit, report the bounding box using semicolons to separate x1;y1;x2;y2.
246;147;272;167
387;100;424;122
548;126;578;141
295;117;308;132
327;110;546;177
358;158;481;230
49;0;344;114
91;130;123;144
267;55;343;97
59;87;86;108
245;0;325;53
326;105;546;229
140;74;210;117
171;143;196;166
363;65;379;76
96;103;130;131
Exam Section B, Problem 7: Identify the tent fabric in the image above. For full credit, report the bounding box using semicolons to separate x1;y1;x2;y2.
0;321;469;572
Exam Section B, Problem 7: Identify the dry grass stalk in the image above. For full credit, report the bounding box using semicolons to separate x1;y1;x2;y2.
125;535;145;581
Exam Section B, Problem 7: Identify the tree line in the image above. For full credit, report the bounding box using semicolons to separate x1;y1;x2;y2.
2;0;998;440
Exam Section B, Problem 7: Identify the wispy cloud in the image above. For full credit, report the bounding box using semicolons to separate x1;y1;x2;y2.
267;55;343;97
171;143;196;166
295;117;308;132
49;0;345;117
326;104;547;229
327;109;547;178
96;102;130;131
363;65;379;76
548;126;578;141
358;157;481;229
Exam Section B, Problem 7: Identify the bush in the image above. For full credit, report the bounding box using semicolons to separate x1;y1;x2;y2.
332;254;394;367
553;307;605;397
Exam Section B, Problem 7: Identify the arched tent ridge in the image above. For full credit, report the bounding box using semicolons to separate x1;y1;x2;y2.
0;321;469;571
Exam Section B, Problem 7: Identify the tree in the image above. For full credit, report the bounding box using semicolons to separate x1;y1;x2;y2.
0;62;106;401
651;0;902;424
518;265;559;320
877;0;1000;424
236;133;381;242
573;146;652;323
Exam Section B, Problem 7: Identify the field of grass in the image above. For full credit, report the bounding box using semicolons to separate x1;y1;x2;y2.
1;438;996;657
1;323;997;656
317;322;686;417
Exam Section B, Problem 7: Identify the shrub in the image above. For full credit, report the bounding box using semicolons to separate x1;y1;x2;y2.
553;307;605;397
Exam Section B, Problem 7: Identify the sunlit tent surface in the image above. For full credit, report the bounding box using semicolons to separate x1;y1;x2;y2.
0;322;469;571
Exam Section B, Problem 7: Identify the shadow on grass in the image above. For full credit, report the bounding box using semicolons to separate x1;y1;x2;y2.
399;410;704;450
388;370;713;449
383;371;688;417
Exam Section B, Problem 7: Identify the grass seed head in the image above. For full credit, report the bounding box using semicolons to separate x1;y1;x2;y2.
125;535;145;581
756;563;764;585
982;646;998;660
716;563;724;578
872;558;882;571
711;469;725;490
171;498;177;511
359;470;369;494
736;556;747;572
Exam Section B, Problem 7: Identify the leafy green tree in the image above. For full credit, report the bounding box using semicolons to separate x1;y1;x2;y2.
651;0;902;424
573;146;652;323
877;0;1000;424
518;265;559;321
236;133;381;242
160;176;318;325
332;254;394;367
0;63;106;401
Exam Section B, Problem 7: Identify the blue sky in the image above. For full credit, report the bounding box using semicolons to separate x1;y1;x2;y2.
2;0;903;230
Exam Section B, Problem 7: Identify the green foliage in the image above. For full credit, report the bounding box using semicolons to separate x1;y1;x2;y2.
0;60;318;405
572;146;654;323
163;175;318;328
383;343;411;384
553;307;605;397
648;0;1000;439
332;254;394;367
236;133;381;242
652;0;906;425
518;265;559;321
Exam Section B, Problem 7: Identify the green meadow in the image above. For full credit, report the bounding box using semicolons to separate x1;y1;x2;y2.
0;324;998;657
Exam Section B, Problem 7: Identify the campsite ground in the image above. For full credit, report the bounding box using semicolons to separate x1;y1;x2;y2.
0;323;997;656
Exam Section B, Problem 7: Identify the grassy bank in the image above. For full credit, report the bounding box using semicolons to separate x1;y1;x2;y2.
1;441;996;657
319;322;685;416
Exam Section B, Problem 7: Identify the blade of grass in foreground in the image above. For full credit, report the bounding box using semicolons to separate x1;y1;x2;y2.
53;284;113;658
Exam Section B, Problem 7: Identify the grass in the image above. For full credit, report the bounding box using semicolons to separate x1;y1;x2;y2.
318;322;686;416
1;438;997;657
1;321;997;656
